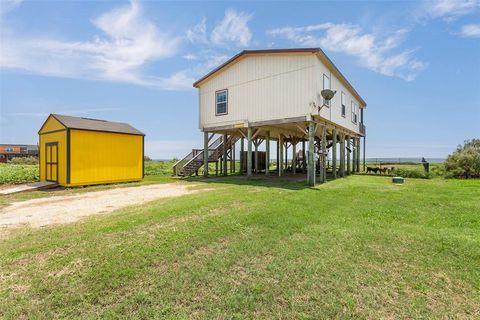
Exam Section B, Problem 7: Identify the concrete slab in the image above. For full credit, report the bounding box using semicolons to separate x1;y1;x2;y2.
0;181;57;195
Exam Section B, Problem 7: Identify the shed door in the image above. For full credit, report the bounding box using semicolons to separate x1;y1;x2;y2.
45;142;58;182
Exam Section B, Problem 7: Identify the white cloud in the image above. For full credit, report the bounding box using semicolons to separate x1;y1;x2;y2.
145;70;195;90
199;55;230;72
0;0;23;16
459;23;480;37
268;23;428;81
187;10;253;47
422;0;478;20
211;9;253;47
182;10;253;77
186;17;207;43
0;0;193;90
183;54;198;60
182;52;229;77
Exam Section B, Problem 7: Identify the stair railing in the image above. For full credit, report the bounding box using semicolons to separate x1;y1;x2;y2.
175;135;240;176
173;150;196;176
180;136;224;175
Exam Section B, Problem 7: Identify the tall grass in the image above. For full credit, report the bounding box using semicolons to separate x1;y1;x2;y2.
144;160;176;176
0;164;39;184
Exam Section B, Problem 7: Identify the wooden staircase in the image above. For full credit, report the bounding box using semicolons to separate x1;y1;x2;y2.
173;135;239;176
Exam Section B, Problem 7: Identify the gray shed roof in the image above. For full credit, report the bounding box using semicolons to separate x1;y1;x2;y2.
51;114;144;136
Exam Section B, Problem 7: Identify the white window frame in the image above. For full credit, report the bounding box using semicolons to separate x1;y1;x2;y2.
341;92;346;117
323;74;331;107
351;101;358;124
215;89;228;116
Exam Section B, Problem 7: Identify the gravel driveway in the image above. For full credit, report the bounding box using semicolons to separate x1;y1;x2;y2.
0;183;198;232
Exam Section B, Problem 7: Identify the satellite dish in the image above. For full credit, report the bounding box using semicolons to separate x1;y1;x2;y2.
316;89;337;113
321;89;336;101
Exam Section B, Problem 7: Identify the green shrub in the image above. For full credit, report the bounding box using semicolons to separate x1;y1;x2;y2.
144;160;175;176
391;168;430;179
0;164;39;184
444;139;480;179
8;156;39;165
430;163;445;177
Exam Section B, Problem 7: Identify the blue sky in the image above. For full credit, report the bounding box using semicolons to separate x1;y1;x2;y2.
1;0;479;159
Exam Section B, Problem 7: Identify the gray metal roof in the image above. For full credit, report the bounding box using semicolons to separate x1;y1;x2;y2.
52;114;144;136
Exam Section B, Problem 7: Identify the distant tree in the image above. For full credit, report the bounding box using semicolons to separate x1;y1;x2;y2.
444;139;480;178
144;155;152;161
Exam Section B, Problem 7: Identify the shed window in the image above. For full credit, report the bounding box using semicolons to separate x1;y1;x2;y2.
323;74;331;107
351;101;358;124
341;92;346;117
215;90;228;115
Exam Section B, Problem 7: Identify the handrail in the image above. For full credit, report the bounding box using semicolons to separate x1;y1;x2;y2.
182;149;206;171
181;136;224;173
174;135;240;176
172;147;205;175
173;154;189;172
172;151;194;175
360;123;366;135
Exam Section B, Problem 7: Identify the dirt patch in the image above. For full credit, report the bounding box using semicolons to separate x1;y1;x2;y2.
0;183;199;232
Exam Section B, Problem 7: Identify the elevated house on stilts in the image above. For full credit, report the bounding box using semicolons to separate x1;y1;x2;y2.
173;48;366;186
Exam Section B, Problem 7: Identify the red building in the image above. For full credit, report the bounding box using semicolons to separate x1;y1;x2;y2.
0;144;39;163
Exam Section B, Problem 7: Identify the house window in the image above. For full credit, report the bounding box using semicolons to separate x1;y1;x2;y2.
341;92;346;117
323;74;331;107
351;101;358;124
215;89;228;115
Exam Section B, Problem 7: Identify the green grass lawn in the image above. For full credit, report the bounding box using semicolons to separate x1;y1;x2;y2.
0;164;39;184
0;176;479;318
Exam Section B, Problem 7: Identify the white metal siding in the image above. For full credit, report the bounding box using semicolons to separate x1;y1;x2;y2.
199;54;316;128
313;58;361;134
198;53;362;134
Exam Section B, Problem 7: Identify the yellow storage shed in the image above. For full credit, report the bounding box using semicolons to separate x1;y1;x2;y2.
38;114;145;186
